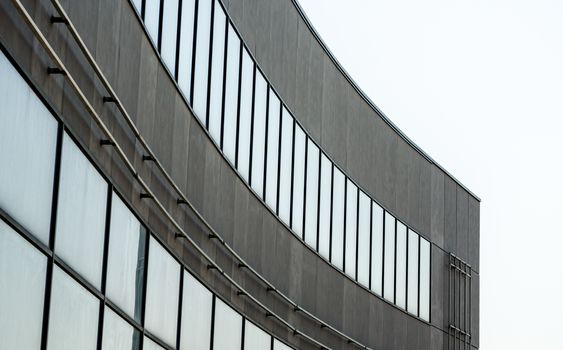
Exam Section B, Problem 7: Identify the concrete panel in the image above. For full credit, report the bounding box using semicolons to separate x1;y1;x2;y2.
430;166;445;247
468;198;480;272
444;176;457;253
431;246;447;330
456;187;469;262
395;139;410;221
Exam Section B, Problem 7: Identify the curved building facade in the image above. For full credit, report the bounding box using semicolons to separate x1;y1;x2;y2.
0;0;479;349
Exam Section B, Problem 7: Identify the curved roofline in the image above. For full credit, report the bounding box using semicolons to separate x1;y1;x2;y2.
291;0;481;202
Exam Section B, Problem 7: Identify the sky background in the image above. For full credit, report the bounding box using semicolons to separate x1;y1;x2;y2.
298;0;563;348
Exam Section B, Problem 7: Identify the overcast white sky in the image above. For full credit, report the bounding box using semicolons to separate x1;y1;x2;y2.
298;0;563;348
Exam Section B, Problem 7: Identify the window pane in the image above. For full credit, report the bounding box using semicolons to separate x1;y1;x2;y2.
419;238;431;321
395;221;407;309
131;0;142;14
0;220;47;349
144;0;161;44
344;179;358;278
208;1;226;141
192;0;212;119
304;139;319;249
370;203;384;295
145;237;180;347
407;229;419;315
250;70;268;198
278;107;293;225
383;211;395;302
180;271;213;349
106;193;146;321
243;321;270;350
264;88;280;211
102;307;140;350
213;298;243;350
144;337;165;350
237;48;254;181
56;133;107;289
273;339;293;350
222;24;240;164
47;266;99;350
318;154;331;258
177;0;196;98
0;52;57;244
161;0;179;71
357;191;370;287
331;167;345;269
291;125;306;237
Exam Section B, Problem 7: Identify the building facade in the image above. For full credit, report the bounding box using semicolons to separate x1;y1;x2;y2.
0;0;479;349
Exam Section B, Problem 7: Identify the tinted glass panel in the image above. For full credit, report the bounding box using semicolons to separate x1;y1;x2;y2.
47;266;99;350
144;0;161;44
264;89;280;211
331;167;345;269
237;48;254;181
213;298;243;350
291;125;306;236
420;238;431;321
144;337;165;350
250;71;268;198
370;203;384;295
0;220;46;350
407;229;419;315
0;52;57;244
318;154;332;258
180;271;213;349
192;0;212;119
304;139;319;249
56;134;107;289
244;321;270;350
145;237;180;347
273;339;293;350
357;191;370;287
222;24;240;163
278;108;293;224
208;1;226;141
344;179;358;278
131;0;142;13
102;307;140;350
106;193;146;321
160;0;179;71
177;0;196;98
395;221;408;309
383;211;395;302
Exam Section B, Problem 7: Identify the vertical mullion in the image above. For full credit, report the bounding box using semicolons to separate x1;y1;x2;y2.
354;187;359;280
417;236;421;318
157;0;165;51
301;137;308;240
209;296;216;350
328;163;334;262
405;229;409;312
314;148;321;252
261;87;270;200
176;269;184;349
368;201;373;289
393;218;397;304
174;0;183;80
289;119;296;228
204;0;216;129
248;66;257;185
141;0;147;19
234;42;243;168
381;211;386;298
274;102;282;215
189;0;200;104
240;318;246;350
219;20;229;150
342;178;347;272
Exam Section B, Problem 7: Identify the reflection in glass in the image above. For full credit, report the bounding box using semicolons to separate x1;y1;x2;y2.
251;71;268;198
264;89;280;211
357;191;371;287
278;108;293;225
47;266;99;350
56;134;107;290
344;180;358;278
291;125;306;236
144;337;165;350
213;298;243;350
237;48;254;181
222;24;240;164
106;193;146;321
370;203;384;295
192;0;212;119
419;238;431;321
383;211;395;302
177;0;196;98
407;229;419;315
131;0;142;13
304;140;319;249
244;321;271;350
318;154;332;258
331;167;345;269
273;339;293;350
208;0;226;141
0;52;57;244
395;221;407;309
0;220;47;349
144;0;161;44
145;237;180;347
160;0;179;71
180;271;213;349
102;307;140;350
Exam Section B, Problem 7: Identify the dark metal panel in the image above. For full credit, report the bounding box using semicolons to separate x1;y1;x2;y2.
456;187;469;263
430;166;445;247
468;198;480;273
444;176;457;253
431;246;447;330
471;272;479;348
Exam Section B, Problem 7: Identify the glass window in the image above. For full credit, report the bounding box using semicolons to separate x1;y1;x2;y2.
407;229;419;315
144;0;161;44
222;24;240;164
208;1;226;141
278;107;293;225
304;139;319;249
160;0;179;71
102;307;140;350
331;167;345;269
47;266;99;350
395;221;407;309
264;88;280;211
419;238;431;321
383;211;395;302
0;52;57;244
106;193;146;321
318;154;332;259
213;298;243;350
177;0;196;98
56;133;108;289
250;70;268;199
237;48;254;181
291;124;306;237
131;0;142;14
145;237;180;348
357;191;370;287
243;320;271;350
180;271;213;349
192;0;212;120
144;337;165;350
370;203;384;295
273;339;293;350
0;220;47;349
344;179;358;278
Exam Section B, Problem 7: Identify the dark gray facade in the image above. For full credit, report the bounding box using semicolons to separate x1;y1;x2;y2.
0;0;479;349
